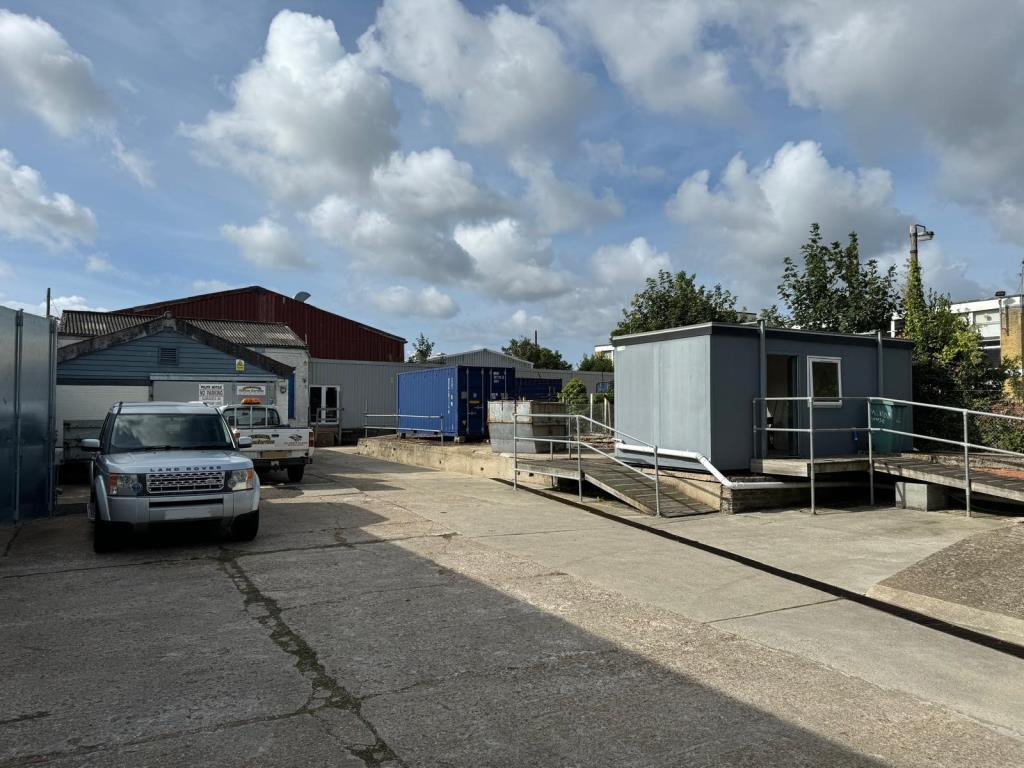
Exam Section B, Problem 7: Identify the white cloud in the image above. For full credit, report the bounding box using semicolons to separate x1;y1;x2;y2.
2;294;107;317
592;237;672;286
192;279;235;293
183;9;398;203
0;149;97;249
221;218;309;269
454;218;570;300
86;256;115;273
545;0;739;116
0;10;150;186
666;140;908;306
511;154;623;234
773;1;1024;244
371;285;459;319
504;308;553;338
360;0;589;147
583;140;663;180
371;148;499;221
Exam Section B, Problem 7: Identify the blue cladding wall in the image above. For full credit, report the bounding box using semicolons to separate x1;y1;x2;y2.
58;329;277;383
397;366;515;437
516;377;562;401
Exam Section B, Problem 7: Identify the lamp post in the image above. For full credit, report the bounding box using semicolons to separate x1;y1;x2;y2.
909;223;934;269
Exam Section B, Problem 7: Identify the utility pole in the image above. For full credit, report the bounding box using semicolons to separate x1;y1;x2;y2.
904;224;933;340
909;223;933;269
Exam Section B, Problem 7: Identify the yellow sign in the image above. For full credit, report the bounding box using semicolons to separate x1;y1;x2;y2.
235;359;245;372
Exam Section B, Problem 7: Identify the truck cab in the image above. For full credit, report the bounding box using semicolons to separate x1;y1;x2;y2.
83;402;260;552
219;403;313;483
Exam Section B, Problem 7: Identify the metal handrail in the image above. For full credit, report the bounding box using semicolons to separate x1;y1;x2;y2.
511;411;661;515
752;395;1024;517
363;413;445;445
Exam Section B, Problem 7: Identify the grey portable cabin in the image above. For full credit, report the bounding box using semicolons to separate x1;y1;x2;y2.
614;322;913;472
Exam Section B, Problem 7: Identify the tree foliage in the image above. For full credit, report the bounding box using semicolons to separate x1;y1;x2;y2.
407;333;435;363
558;378;588;405
502;337;571;370
778;224;900;333
614;270;740;336
578;353;614;372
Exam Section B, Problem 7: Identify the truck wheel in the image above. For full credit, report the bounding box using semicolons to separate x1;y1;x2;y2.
287;466;305;483
93;518;121;553
232;509;260;542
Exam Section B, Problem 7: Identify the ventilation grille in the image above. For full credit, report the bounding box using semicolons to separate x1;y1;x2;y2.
158;347;178;366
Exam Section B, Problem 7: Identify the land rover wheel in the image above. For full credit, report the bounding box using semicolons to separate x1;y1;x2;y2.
93;518;120;553
232;509;260;542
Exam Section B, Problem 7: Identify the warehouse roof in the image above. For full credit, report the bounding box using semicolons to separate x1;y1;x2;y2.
60;311;306;349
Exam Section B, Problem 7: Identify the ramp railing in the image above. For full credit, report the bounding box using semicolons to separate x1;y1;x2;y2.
511;412;662;516
753;396;1024;516
363;414;445;445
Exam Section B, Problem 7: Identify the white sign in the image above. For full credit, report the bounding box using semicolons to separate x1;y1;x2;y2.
198;383;224;406
236;383;267;396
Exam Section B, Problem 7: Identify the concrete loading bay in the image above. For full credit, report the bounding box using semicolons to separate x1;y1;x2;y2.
3;448;1024;766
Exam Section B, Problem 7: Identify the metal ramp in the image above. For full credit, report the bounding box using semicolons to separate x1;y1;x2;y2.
516;456;714;518
873;456;1024;504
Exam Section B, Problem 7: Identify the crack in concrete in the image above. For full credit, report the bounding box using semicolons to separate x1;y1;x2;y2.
0;553;217;580
217;552;404;768
2;527;21;558
0;710;49;727
706;597;845;624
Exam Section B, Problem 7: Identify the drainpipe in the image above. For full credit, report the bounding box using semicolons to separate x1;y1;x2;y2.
758;319;767;458
47;317;58;515
12;310;23;522
876;330;884;397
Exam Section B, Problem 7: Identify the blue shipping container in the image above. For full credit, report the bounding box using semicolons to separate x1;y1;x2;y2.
516;377;561;401
397;366;515;437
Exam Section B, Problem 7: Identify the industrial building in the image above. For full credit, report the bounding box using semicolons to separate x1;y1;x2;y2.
119;285;406;362
57;314;294;462
1;307;58;524
428;347;614;393
614;322;913;471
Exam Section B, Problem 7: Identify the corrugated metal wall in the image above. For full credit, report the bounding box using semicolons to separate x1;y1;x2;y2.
432;349;530;368
122;289;405;362
310;359;440;430
1;307;57;524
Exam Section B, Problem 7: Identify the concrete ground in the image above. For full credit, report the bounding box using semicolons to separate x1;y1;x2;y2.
2;449;1023;767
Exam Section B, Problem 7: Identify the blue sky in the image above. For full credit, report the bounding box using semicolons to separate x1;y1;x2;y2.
2;1;1023;364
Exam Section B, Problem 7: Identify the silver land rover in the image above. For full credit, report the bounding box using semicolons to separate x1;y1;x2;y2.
83;402;261;552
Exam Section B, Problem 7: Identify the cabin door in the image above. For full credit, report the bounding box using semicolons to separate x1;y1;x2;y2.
766;355;798;456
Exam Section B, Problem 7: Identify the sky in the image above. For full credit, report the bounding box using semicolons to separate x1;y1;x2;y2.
2;0;1023;364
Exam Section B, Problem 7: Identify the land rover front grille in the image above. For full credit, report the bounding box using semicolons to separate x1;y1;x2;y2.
146;470;224;494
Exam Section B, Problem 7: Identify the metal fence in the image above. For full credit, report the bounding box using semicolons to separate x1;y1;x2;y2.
753;395;1024;516
363;413;445;445
1;307;58;524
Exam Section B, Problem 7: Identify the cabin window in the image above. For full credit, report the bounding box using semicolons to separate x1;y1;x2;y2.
807;356;842;407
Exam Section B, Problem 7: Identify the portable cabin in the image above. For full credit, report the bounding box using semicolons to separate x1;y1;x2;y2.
614;322;913;472
397;366;515;438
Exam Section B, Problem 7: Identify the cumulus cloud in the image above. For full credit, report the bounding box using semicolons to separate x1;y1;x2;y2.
192;279;235;293
2;294;107;316
666;140;908;306
772;1;1024;244
592;237;672;286
221;218;310;269
86;256;115;273
545;0;739;116
0;10;150;185
583;140;663;180
360;0;590;147
511;154;623;234
454;218;570;300
184;9;398;203
371;285;459;319
0;149;97;249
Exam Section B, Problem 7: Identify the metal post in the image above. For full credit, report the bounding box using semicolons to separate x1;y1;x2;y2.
654;445;661;517
808;397;816;515
963;410;972;517
866;399;875;506
752;399;758;460
12;310;23;522
576;415;582;502
512;411;518;490
439;415;444;446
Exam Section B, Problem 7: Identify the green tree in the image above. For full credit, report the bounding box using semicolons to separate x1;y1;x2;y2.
578;353;614;372
502;337;571;370
614;270;740;336
903;250;928;341
778;224;900;333
758;305;790;327
407;333;435;363
558;378;588;405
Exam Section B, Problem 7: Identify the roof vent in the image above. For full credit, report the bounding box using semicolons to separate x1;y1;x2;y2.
294;291;311;303
158;347;178;366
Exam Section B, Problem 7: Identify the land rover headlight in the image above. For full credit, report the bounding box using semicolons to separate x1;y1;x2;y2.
227;469;254;491
108;473;142;496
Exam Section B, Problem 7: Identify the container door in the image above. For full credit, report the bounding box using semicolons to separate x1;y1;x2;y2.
464;368;486;436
